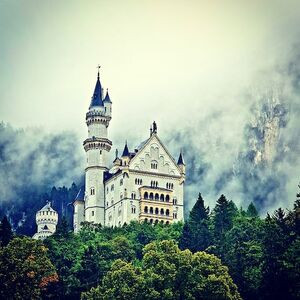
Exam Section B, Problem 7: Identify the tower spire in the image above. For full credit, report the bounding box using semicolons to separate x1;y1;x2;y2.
177;150;185;165
103;88;112;103
89;66;104;108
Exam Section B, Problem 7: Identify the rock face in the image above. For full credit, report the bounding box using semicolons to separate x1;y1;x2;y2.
247;89;288;165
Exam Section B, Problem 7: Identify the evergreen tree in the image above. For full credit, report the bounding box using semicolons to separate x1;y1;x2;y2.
0;216;13;247
179;193;211;252
213;194;236;239
246;202;259;218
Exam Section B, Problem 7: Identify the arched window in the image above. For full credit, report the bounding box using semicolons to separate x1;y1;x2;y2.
90;187;95;195
155;193;159;200
160;194;164;201
155;207;159;215
120;179;123;186
149;193;154;200
144;192;148;199
166;209;170;216
160;208;164;215
144;206;148;213
151;161;158;169
166;221;170;225
173;212;177;219
155;219;159;224
150;219;153;224
166;195;170;202
150;207;153;214
144;218;148;223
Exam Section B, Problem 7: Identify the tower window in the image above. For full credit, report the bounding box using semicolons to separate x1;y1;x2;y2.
120;179;123;186
92;211;95;216
131;206;136;214
90;187;95;195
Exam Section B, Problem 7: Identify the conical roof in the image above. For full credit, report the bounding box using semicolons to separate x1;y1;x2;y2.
122;142;130;157
103;89;112;103
177;152;185;165
89;71;104;108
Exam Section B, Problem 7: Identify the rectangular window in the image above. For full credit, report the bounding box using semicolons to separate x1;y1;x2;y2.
92;211;95;216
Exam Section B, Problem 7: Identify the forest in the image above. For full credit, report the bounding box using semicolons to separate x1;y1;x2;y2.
0;189;299;300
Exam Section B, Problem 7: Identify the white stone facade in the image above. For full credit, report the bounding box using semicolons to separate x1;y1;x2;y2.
73;72;185;232
33;202;58;240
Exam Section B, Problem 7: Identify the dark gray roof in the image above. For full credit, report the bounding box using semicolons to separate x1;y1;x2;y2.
103;89;112;103
122;142;130;157
89;72;104;108
74;186;85;201
135;138;149;151
177;152;185;165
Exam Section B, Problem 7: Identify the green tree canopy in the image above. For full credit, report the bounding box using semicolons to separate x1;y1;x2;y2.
0;237;58;300
82;240;242;300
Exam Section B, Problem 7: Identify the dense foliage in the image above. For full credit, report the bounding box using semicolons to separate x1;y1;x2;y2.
0;188;299;299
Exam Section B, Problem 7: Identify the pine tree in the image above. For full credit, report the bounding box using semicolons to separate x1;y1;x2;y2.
180;193;211;252
213;194;235;239
0;216;13;247
246;202;258;218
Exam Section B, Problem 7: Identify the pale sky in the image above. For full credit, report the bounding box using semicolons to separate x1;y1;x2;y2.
1;0;300;211
1;0;299;141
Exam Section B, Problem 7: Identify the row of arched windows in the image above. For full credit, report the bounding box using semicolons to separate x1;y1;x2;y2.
144;218;170;225
39;211;56;216
144;192;170;202
144;206;170;216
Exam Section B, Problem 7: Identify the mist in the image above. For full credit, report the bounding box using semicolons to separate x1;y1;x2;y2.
0;1;300;219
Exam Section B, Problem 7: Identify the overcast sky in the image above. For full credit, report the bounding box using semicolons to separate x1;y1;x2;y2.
1;1;300;211
1;0;299;140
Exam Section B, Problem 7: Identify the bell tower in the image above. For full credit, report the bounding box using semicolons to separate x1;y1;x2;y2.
84;67;112;225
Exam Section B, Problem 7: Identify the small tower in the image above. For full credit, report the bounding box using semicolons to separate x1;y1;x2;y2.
83;67;112;225
121;141;130;166
33;202;58;240
177;151;186;175
73;187;85;233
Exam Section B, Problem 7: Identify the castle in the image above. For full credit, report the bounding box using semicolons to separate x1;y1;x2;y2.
73;70;185;232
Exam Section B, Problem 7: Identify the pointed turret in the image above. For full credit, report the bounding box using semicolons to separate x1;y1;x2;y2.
122;142;130;157
103;89;112;103
177;152;185;165
177;151;185;175
89;70;104;108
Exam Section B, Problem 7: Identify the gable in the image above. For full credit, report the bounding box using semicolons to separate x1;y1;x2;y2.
129;134;181;176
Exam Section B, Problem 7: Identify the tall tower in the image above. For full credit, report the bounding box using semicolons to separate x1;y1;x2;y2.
83;68;112;225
